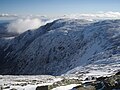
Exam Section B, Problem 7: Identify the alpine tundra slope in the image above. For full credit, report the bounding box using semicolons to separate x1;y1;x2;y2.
0;19;120;76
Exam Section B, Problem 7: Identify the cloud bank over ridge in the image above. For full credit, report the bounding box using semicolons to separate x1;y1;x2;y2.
63;12;120;19
7;18;44;33
2;11;120;33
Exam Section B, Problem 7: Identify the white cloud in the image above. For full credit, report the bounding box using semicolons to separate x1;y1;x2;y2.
63;12;120;19
7;18;44;33
0;13;17;17
5;11;120;33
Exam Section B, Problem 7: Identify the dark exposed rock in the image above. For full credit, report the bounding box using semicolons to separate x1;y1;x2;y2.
36;86;48;90
0;86;2;90
10;88;17;90
115;71;120;75
72;85;96;90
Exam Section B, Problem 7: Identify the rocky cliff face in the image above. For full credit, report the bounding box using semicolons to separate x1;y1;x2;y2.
0;19;120;75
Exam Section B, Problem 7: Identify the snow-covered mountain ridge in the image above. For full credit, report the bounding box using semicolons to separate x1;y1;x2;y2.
0;19;120;76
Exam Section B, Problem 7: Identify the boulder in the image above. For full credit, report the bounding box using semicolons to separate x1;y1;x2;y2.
36;85;48;90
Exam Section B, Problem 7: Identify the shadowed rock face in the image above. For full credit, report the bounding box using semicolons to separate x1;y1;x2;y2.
0;19;120;75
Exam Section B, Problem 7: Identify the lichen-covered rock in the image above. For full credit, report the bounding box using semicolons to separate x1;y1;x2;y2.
72;85;96;90
49;79;82;89
81;74;120;90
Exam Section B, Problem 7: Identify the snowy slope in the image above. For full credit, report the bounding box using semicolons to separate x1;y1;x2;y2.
0;19;120;76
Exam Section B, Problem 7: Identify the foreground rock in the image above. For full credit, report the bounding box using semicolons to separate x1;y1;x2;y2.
73;72;120;90
36;86;48;90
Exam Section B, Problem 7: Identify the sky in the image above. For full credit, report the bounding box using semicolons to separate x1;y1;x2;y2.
0;0;120;16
